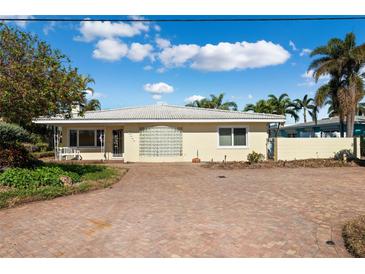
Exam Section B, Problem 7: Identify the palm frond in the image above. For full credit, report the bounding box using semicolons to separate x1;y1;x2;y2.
315;83;331;106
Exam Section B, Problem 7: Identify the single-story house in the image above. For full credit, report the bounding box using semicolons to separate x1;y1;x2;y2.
274;116;365;138
33;105;285;162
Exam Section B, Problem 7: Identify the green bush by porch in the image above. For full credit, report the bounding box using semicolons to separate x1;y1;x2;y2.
0;163;127;209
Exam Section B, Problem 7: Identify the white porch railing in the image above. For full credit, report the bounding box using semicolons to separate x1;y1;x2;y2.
56;147;81;161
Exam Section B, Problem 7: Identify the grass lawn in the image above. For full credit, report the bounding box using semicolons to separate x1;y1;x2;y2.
0;163;127;209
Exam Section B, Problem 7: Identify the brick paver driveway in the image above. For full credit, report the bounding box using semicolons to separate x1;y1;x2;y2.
1;164;365;257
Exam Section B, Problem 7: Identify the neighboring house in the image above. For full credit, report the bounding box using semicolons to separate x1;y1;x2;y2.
33;105;285;162
274;116;365;138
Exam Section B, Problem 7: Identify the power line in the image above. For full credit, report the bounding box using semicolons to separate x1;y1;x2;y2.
1;16;365;22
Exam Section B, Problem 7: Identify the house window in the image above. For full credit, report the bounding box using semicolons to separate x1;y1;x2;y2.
69;130;77;147
139;126;182;157
218;127;247;147
79;130;95;147
69;129;104;147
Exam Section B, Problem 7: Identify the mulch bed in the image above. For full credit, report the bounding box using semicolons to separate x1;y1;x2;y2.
202;158;357;169
343;215;365;257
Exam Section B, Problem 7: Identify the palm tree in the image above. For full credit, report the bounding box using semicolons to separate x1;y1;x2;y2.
81;75;95;94
243;99;273;113
186;93;238;111
83;99;101;111
267;93;299;120
315;77;346;136
293;94;313;123
309;32;365;137
308;104;319;125
357;102;365;116
185;98;210;108
209;93;238;110
267;93;299;136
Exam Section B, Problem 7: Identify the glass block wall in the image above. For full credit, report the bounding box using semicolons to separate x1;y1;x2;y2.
139;126;183;157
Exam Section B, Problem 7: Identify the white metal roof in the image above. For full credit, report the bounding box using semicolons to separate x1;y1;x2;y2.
33;104;285;124
281;116;365;130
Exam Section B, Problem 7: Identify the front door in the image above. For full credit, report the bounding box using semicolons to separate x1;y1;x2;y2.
112;129;124;157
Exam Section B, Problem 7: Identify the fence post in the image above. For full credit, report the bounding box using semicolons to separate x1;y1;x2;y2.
274;138;278;161
354;137;361;158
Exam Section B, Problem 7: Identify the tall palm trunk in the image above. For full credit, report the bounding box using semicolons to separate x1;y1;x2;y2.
303;108;307;123
275;123;280;137
346;110;355;137
346;80;358;138
339;113;345;137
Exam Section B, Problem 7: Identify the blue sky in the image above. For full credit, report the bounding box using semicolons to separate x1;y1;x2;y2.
7;15;365;123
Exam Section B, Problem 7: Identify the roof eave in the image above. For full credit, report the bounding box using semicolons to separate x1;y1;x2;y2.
33;118;286;124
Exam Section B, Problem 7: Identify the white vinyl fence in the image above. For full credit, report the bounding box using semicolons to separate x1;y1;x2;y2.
274;137;360;161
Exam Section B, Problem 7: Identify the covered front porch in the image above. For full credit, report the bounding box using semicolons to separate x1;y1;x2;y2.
53;125;124;161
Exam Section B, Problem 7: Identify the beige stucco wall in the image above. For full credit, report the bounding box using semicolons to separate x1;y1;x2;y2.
274;137;359;161
59;122;269;162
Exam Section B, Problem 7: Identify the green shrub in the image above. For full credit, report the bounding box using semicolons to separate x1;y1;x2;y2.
0;166;80;189
32;151;54;159
29;133;44;144
0;123;31;144
0;143;40;168
334;149;356;161
247;151;264;164
46;163;105;175
0;123;38;168
343;215;365;257
23;142;49;152
36;142;49;152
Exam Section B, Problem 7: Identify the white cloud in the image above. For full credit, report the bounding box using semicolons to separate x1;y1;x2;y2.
159;40;290;71
152;94;162;100
85;90;106;99
193;41;290;71
75;19;149;42
298;69;330;87
127;43;154;61
92;38;128;61
156;101;167;105
301;69;315;80
155;37;171;49
92;40;153;62
248;94;253;99
144;82;174;94
289;40;297;51
143;65;153;71
84;89;93;97
159;44;200;67
156;67;166;73
92;92;106;99
184;95;205;103
298;70;316;87
43;21;56;35
2;15;34;28
300;48;312;56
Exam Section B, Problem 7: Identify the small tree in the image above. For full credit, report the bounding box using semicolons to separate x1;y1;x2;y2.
0;23;94;128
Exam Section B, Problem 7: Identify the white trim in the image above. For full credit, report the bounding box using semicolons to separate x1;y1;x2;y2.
33;118;285;124
68;128;105;148
217;125;249;149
